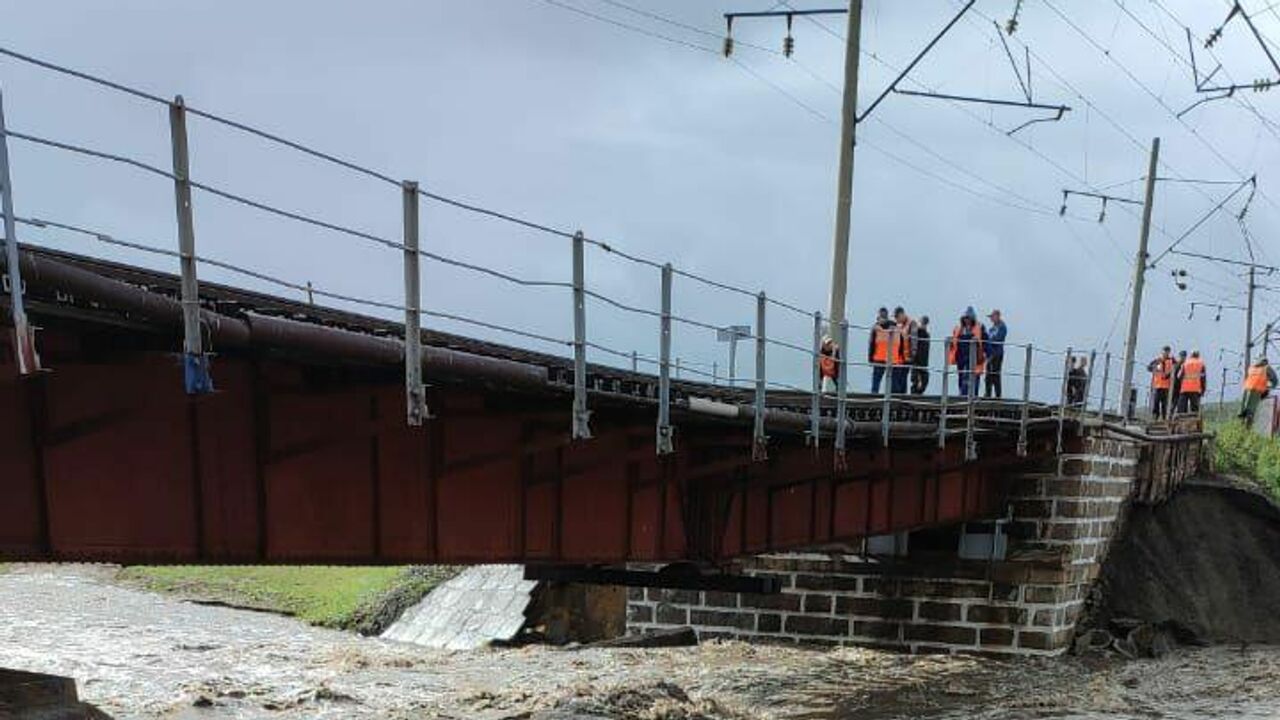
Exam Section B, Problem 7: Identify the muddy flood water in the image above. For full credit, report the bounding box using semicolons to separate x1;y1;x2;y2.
1;566;1278;719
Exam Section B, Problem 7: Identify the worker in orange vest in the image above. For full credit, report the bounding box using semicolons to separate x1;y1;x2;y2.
868;307;907;393
1240;357;1278;423
947;307;986;398
892;307;917;394
1177;351;1206;415
1147;346;1175;418
818;335;840;393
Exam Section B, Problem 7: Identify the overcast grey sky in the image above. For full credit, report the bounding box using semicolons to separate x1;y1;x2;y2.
3;1;1280;399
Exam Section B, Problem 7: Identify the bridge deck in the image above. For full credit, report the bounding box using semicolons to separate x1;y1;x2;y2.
0;246;1074;565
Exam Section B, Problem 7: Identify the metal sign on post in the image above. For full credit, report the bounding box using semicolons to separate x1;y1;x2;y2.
571;231;591;440
402;181;426;426
169;95;210;394
0;85;38;375
752;292;767;461
718;324;751;386
657;263;674;455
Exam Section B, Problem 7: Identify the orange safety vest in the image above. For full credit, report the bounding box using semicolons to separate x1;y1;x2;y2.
1180;357;1205;394
1245;365;1270;393
872;326;907;365
947;324;986;373
1151;357;1174;390
819;350;839;380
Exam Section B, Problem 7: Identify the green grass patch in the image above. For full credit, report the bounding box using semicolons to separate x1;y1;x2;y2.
1212;420;1280;500
119;565;455;633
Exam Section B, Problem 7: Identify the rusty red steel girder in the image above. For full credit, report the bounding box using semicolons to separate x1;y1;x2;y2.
0;248;1063;566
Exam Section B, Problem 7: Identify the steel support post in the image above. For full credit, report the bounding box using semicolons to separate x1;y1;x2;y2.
835;319;849;459
402;181;426;425
1057;347;1072;454
965;337;977;460
937;336;950;450
1083;349;1097;419
881;329;894;447
809;311;822;447
657;263;673;454
1098;351;1111;419
1017;344;1032;457
0;85;37;374
571;230;591;439
169;96;210;394
753;292;767;461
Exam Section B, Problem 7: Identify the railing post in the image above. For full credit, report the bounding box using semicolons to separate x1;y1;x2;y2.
937;336;950;449
836;319;849;462
809;311;822;448
631;350;638;373
965;336;977;461
1098;351;1111;420
753;291;767;461
882;328;895;447
657;263;674;454
402;181;426;426
169;95;210;394
1057;347;1072;454
0;85;38;375
713;361;718;385
1083;349;1097;420
1018;343;1032;457
675;357;682;380
571;230;591;439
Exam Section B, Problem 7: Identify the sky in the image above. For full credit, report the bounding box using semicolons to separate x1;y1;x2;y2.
3;0;1280;404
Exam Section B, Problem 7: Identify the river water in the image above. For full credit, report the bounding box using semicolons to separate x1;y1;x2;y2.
1;566;1277;719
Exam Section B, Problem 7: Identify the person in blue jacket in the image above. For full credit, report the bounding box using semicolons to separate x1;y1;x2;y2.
984;309;1008;399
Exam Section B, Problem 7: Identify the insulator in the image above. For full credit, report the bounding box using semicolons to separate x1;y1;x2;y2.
1177;282;1187;291
1058;203;1067;216
783;35;794;58
723;36;734;58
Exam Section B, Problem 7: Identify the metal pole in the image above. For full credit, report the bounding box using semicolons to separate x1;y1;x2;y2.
631;350;638;373
965;336;976;460
1219;365;1228;420
1120;137;1160;420
0;85;37;374
657;263;673;454
713;361;718;385
402;181;426;426
305;281;315;305
937;337;950;449
1017;344;1032;457
1057;347;1072;453
881;328;895;446
169;95;210;394
675;357;682;380
826;0;864;329
1098;351;1111;420
1245;267;1257;369
836;319;849;458
753;292;767;461
810;311;822;447
571;230;591;439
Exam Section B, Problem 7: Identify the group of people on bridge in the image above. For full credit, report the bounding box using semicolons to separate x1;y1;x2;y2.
817;306;1008;399
1146;346;1207;417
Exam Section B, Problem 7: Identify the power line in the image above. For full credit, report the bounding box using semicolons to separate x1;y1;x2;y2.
535;0;718;55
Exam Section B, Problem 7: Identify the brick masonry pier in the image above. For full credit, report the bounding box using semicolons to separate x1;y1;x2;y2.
627;428;1202;655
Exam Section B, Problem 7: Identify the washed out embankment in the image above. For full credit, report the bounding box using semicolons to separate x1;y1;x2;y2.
1091;478;1280;645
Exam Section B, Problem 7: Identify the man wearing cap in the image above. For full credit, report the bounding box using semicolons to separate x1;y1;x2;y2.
984;310;1008;399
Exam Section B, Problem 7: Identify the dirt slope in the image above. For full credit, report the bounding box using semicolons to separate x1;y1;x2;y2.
1094;479;1280;644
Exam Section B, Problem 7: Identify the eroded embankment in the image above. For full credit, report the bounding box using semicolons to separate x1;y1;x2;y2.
1091;478;1280;644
